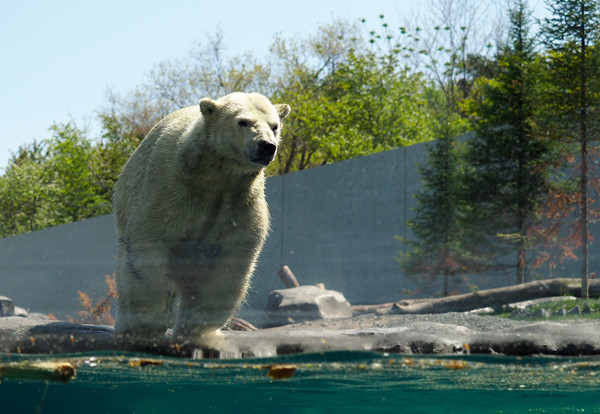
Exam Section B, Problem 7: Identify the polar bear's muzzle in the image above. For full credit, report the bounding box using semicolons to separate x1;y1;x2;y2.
250;140;277;166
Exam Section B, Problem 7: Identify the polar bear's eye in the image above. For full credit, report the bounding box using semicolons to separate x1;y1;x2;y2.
238;120;249;127
271;125;278;132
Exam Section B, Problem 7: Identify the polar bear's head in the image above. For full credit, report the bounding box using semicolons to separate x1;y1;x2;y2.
199;92;291;170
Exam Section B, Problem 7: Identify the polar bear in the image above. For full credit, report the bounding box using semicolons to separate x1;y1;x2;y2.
112;92;290;348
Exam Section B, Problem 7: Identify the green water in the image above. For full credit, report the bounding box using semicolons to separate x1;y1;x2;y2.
1;351;599;413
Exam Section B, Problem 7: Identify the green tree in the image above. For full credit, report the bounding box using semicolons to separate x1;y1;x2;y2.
318;52;437;161
45;123;110;223
267;20;365;174
0;157;51;236
463;0;557;284
91;114;144;198
541;0;600;297
270;47;439;174
398;110;476;297
0;124;118;237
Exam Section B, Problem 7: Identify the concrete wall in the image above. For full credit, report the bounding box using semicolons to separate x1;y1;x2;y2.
0;214;116;318
240;147;425;322
1;143;597;323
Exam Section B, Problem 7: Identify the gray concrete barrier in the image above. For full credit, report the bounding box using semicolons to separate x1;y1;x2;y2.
1;142;597;324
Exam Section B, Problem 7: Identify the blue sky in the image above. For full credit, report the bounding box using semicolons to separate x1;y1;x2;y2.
0;0;547;169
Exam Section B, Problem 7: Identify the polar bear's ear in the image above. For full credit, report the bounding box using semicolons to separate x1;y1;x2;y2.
275;104;291;120
200;98;219;116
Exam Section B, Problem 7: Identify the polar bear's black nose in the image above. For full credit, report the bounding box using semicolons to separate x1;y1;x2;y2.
258;141;276;157
252;140;277;165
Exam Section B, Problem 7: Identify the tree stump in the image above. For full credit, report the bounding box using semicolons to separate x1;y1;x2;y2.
278;265;300;288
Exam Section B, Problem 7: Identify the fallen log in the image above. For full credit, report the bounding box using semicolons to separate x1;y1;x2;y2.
392;278;600;315
351;303;395;315
227;317;258;331
352;298;438;315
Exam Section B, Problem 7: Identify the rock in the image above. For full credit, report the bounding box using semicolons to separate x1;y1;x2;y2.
0;317;116;355
582;302;592;314
468;322;600;356
2;314;600;357
13;306;28;317
263;286;352;328
567;305;581;316
509;309;529;319
509;296;576;311
465;307;496;315
552;308;567;317
226;322;473;358
28;313;51;320
532;308;550;318
0;296;15;317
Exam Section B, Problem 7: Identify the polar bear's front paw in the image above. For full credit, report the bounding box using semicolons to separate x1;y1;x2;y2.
196;329;226;350
173;327;226;351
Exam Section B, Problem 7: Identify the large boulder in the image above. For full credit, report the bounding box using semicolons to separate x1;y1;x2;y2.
263;286;352;328
0;296;15;317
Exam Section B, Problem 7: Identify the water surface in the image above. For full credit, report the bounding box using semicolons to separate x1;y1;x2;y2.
1;351;598;413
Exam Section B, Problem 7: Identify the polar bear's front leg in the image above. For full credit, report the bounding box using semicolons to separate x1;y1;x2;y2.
172;286;235;349
115;239;171;344
169;239;243;348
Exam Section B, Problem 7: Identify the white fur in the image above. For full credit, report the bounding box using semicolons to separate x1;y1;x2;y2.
113;92;290;348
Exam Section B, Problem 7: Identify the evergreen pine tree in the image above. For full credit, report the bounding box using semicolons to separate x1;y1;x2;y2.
464;0;557;284
399;112;479;296
541;0;600;297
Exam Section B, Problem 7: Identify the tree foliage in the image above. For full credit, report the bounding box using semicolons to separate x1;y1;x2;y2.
541;0;600;297
266;20;365;174
462;0;560;284
401;0;600;293
399;115;477;296
0;124;111;237
269;50;438;175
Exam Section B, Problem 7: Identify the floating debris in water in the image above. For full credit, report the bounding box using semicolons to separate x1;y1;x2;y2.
266;364;297;380
0;360;76;383
128;358;164;368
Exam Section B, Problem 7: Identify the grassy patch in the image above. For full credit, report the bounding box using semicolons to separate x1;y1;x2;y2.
494;298;600;320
